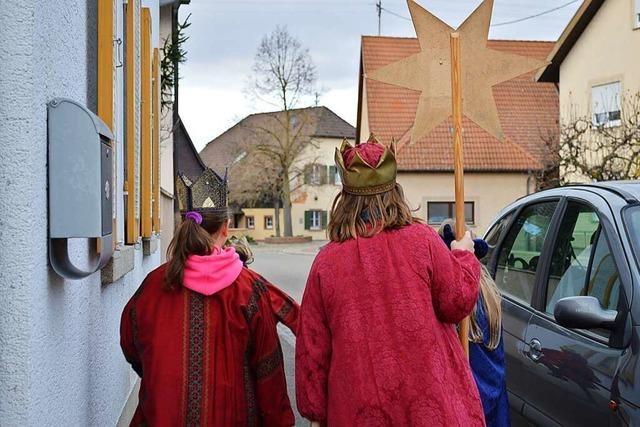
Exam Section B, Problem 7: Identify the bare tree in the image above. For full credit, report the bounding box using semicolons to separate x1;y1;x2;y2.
247;26;317;237
541;92;640;185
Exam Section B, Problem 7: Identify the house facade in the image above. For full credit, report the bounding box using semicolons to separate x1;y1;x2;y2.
537;0;640;179
200;106;355;240
0;0;188;424
358;36;559;234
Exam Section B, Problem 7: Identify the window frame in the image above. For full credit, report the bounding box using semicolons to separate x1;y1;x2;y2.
591;81;622;128
427;201;475;225
489;194;632;349
310;210;322;231
246;216;255;230
542;202;608;315
534;198;632;347
492;198;564;308
264;215;274;230
309;164;323;186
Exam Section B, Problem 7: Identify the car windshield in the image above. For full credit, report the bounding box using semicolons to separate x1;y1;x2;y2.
625;206;640;263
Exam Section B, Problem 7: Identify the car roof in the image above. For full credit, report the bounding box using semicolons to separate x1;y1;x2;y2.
490;181;640;224
569;181;640;203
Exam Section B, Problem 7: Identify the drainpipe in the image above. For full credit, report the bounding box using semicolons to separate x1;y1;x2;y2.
171;0;190;217
526;169;533;195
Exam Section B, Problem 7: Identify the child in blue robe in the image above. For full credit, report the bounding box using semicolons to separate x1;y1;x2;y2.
440;221;511;427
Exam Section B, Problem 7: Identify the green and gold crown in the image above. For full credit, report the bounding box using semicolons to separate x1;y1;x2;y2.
335;135;398;196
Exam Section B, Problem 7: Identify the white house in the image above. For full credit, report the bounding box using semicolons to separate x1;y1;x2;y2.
0;0;189;424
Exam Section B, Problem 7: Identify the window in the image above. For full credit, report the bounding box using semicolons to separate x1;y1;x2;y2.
544;202;621;340
592;82;621;127
305;164;327;186
635;0;640;28
427;202;474;225
545;203;620;330
305;210;327;231
264;216;274;230
625;206;640;266
246;216;255;229
329;165;341;185
495;202;558;304
481;212;514;267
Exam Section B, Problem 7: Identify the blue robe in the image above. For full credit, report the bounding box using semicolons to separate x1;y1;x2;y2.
469;299;511;427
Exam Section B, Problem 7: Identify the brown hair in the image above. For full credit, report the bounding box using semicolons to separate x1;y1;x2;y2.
437;220;503;350
328;184;422;242
164;209;230;290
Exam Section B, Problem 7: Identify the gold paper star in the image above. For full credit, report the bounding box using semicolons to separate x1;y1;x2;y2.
368;0;548;142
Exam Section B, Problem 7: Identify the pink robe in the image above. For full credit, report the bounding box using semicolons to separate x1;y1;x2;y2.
295;223;485;426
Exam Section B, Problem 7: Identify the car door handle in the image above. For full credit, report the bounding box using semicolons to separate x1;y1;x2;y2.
528;338;543;362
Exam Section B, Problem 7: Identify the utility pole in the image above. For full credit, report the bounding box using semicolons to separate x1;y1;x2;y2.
376;0;382;36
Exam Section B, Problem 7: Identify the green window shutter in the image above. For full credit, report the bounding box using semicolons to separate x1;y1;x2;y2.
304;211;312;230
321;211;328;229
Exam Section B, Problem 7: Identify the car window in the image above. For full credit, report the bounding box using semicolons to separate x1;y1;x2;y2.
625;206;640;267
545;202;620;337
481;212;513;271
495;202;558;305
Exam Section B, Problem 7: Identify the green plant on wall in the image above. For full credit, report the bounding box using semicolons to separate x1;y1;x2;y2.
161;14;191;111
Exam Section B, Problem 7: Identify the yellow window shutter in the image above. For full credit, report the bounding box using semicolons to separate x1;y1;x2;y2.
141;8;153;238
98;0;116;248
152;48;161;233
125;0;139;244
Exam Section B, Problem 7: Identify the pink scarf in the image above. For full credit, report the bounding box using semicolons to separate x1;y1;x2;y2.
183;247;243;295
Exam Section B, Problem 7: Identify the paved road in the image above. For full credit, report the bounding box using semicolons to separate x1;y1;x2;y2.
249;241;325;426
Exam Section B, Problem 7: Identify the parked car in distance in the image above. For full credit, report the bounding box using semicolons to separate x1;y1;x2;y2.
481;181;640;426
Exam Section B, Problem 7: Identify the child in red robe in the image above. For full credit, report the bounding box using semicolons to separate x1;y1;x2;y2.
295;137;486;426
120;209;295;426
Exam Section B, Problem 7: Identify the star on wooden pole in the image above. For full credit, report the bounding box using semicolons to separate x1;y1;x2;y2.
368;0;548;142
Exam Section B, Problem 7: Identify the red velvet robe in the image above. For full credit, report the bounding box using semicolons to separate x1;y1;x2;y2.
295;223;486;426
120;265;297;426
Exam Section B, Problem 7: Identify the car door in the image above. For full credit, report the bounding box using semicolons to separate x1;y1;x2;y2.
486;200;561;415
521;198;627;426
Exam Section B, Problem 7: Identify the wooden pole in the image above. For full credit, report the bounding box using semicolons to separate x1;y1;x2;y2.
450;32;470;358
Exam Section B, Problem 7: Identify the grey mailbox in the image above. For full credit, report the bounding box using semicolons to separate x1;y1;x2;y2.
48;98;114;279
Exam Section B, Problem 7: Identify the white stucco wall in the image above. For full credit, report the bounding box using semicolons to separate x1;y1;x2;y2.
398;172;531;235
559;0;640;120
290;136;347;238
0;1;160;425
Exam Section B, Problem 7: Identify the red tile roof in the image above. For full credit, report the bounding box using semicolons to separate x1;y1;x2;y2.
362;36;559;172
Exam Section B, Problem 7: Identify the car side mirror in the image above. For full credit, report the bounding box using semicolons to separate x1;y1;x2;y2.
554;296;618;331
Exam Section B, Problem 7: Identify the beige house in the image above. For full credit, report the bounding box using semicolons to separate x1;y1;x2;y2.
200;106;355;241
358;36;560;234
537;0;640;179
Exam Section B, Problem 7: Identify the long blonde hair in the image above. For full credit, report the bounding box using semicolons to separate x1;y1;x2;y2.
438;220;503;350
328;184;422;242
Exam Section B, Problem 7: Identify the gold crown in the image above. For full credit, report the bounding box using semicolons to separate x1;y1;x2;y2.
335;135;397;196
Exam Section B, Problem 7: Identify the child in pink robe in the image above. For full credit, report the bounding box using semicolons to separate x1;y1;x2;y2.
295;137;485;426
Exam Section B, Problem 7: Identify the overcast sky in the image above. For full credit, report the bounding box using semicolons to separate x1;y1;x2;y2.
178;0;581;151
